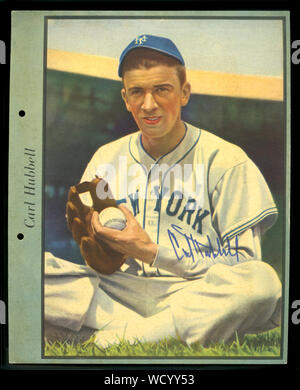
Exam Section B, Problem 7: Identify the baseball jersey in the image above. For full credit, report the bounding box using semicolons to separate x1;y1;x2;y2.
80;122;278;279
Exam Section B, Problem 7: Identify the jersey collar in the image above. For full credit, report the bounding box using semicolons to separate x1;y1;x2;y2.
129;122;201;170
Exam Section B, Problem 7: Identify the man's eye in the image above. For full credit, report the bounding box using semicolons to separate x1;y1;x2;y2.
130;90;142;96
156;87;169;94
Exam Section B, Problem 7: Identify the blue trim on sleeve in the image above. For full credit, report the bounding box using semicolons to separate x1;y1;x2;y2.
222;206;278;242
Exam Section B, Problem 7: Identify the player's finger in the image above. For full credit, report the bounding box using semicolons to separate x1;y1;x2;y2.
118;204;139;227
118;204;133;219
72;217;89;245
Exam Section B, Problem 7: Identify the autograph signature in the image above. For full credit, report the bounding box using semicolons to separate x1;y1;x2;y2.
167;224;240;263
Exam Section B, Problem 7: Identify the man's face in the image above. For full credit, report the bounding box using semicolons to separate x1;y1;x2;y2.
121;65;190;140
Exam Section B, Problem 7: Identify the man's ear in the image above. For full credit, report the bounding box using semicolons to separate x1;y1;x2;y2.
181;82;191;107
121;88;131;112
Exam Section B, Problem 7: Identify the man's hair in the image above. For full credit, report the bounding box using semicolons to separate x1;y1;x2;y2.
121;48;186;86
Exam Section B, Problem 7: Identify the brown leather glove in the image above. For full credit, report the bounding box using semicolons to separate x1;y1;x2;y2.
66;176;127;275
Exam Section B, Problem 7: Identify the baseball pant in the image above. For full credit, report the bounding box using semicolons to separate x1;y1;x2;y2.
44;252;282;348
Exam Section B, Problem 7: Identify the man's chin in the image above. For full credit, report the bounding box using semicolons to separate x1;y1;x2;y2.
140;127;165;138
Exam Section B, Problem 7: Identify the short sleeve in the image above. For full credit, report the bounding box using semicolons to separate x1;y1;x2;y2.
211;159;278;243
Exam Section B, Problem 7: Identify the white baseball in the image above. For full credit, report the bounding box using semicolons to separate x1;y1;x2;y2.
98;207;127;230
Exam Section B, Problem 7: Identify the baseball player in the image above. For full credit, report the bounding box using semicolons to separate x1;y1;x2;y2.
44;34;282;349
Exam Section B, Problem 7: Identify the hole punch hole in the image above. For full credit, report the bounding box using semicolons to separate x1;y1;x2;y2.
17;233;24;240
19;110;25;117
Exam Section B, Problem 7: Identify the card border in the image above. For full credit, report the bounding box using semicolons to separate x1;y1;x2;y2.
7;9;290;365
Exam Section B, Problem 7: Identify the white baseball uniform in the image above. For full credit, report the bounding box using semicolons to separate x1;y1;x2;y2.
44;122;282;348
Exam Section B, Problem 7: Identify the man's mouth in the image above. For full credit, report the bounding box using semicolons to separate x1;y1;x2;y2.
143;116;162;125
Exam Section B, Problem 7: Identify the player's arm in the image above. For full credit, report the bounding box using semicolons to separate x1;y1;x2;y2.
91;207;261;278
151;225;262;278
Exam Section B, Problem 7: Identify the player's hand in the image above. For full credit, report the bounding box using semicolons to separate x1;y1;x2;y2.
65;177;127;274
91;205;158;265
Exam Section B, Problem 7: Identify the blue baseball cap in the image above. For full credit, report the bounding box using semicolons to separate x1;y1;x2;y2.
118;34;185;77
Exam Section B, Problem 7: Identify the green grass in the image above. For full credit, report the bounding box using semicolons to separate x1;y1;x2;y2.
44;327;281;358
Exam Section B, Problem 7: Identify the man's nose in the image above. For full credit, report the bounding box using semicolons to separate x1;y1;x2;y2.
141;92;158;111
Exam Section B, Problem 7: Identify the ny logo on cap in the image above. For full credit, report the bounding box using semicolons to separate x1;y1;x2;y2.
135;35;147;45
